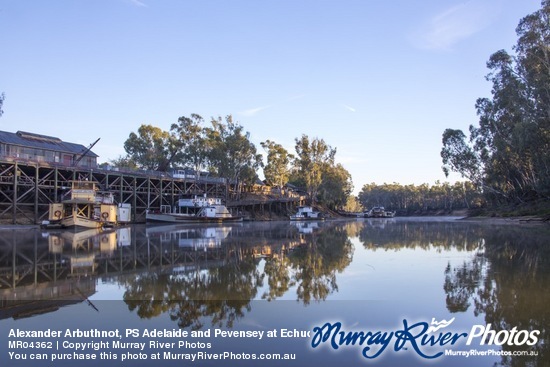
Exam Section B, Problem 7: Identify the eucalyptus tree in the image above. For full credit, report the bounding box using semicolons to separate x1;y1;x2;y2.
292;134;336;204
343;196;363;212
441;129;484;188
441;1;550;202
206;115;263;190
123;124;182;171
170;113;208;177
260;139;294;188
317;163;353;210
108;155;139;170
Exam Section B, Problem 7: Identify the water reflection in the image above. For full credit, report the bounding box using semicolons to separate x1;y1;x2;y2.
0;219;549;365
357;220;550;367
145;225;232;250
359;218;485;251
287;222;353;304
443;225;550;367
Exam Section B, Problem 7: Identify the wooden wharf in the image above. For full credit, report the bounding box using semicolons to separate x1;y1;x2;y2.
0;159;303;224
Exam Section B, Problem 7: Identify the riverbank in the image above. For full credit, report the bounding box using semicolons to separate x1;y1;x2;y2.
2;201;549;227
458;216;549;226
462;199;550;224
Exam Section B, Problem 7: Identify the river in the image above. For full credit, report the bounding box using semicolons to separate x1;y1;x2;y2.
0;218;548;366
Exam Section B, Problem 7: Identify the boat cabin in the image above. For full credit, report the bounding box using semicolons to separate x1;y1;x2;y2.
290;206;323;220
68;180;98;202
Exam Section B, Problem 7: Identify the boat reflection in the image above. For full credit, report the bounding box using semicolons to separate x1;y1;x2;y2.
146;224;233;251
291;220;321;234
48;227;131;271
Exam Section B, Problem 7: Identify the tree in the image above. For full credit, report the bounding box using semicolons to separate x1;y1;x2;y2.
292;135;336;204
358;181;482;214
107;155;139;170
260;140;294;188
123;124;181;171
317;163;353;210
441;1;550;202
206;115;263;190
441;129;485;189
170;114;208;177
343;196;363;212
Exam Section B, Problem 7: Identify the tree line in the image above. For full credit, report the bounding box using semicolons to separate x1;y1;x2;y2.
441;1;550;205
110;114;353;209
358;181;483;215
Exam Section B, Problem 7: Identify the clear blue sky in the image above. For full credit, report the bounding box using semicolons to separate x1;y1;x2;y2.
0;0;542;193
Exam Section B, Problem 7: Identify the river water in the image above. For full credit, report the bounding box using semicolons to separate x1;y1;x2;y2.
0;218;548;366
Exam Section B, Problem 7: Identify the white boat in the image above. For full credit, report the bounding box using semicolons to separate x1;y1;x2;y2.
146;194;242;223
45;181;131;229
290;206;324;221
364;206;395;218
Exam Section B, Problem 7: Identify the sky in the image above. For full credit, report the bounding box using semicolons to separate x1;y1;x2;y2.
0;0;542;194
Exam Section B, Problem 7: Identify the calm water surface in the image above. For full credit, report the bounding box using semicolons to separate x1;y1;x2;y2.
0;218;548;366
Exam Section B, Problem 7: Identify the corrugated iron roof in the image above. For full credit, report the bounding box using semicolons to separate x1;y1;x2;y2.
0;130;99;157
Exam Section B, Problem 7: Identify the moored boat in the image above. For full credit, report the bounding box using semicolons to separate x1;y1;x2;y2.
364;206;395;218
145;194;242;223
336;210;364;218
290;206;324;221
44;181;131;229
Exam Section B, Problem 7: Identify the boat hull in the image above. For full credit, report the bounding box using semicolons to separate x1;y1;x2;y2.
60;214;104;229
289;216;324;221
146;213;243;224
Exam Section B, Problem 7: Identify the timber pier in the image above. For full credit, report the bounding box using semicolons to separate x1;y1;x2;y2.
0;159;304;224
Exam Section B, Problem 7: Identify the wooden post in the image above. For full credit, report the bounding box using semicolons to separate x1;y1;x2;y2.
34;165;39;223
12;162;18;224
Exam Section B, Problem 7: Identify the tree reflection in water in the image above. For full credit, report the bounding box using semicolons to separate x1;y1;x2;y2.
444;253;486;313
123;252;263;330
444;226;550;367
287;224;353;305
262;254;294;302
357;220;550;366
122;221;354;329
